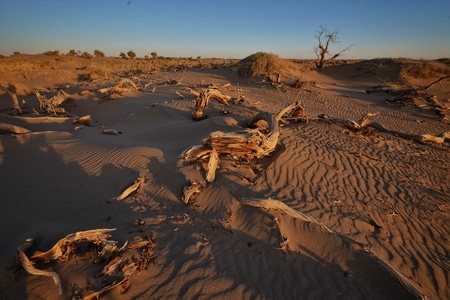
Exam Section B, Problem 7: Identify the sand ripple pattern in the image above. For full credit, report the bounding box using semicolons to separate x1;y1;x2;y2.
252;122;449;299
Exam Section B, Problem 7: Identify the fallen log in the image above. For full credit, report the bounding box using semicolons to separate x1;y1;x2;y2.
0;123;31;134
277;100;307;123
190;88;231;120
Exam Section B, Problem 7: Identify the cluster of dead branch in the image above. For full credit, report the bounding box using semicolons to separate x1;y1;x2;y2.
318;113;450;145
17;228;155;299
186;87;231;120
99;78;141;100
180;112;279;202
367;75;450;120
179;101;307;203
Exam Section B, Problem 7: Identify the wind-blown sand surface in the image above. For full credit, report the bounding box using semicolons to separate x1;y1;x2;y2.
0;56;449;299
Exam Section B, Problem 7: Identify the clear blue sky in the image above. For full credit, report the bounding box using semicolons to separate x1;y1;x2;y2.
1;0;449;59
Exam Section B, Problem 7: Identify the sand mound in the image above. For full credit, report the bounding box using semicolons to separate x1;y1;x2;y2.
236;52;299;79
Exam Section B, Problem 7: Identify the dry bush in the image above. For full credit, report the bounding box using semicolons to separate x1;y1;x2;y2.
401;60;450;79
237;52;292;78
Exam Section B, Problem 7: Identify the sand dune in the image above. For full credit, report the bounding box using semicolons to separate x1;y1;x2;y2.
0;57;449;299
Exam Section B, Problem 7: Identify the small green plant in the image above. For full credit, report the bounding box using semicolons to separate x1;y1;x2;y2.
13;51;21;55
67;49;77;56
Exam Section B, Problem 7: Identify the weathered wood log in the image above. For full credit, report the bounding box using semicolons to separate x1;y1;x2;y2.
277;101;306;123
31;228;116;261
98;78;139;94
191;88;231;120
181;112;279;183
239;198;334;233
116;176;145;201
318;113;450;145
0;123;31;134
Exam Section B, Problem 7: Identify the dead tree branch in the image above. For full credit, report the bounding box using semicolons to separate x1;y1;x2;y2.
190;88;231;120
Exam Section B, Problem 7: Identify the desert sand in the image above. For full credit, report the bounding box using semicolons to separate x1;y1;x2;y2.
0;54;449;299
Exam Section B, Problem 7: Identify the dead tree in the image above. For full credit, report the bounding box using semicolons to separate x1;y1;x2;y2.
314;25;352;69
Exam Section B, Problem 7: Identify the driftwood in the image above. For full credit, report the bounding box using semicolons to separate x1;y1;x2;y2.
98;78;139;94
72;115;91;126
319;113;450;145
181;112;279;185
0;123;31;134
36;90;70;114
17;242;63;295
99;78;140;99
240;198;334;233
31;228;116;261
116;176;145;201
276;100;307;123
17;228;154;298
189;88;231;120
102;128;122;135
182;180;206;204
